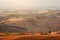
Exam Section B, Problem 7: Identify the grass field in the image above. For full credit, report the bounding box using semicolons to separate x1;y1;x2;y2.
0;34;60;40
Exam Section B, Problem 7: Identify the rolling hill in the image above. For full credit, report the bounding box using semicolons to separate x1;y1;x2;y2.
0;10;60;34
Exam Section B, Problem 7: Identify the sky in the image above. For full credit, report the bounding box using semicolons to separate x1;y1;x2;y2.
0;0;60;10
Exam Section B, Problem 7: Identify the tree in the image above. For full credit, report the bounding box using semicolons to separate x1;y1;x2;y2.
49;31;51;34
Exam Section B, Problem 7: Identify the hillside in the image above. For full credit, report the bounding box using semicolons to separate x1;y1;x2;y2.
0;10;60;34
0;17;60;34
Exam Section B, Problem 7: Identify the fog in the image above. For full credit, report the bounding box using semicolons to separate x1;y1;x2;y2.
0;0;60;10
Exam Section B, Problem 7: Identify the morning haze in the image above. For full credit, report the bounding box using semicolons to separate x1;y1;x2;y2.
0;0;60;10
0;0;60;40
